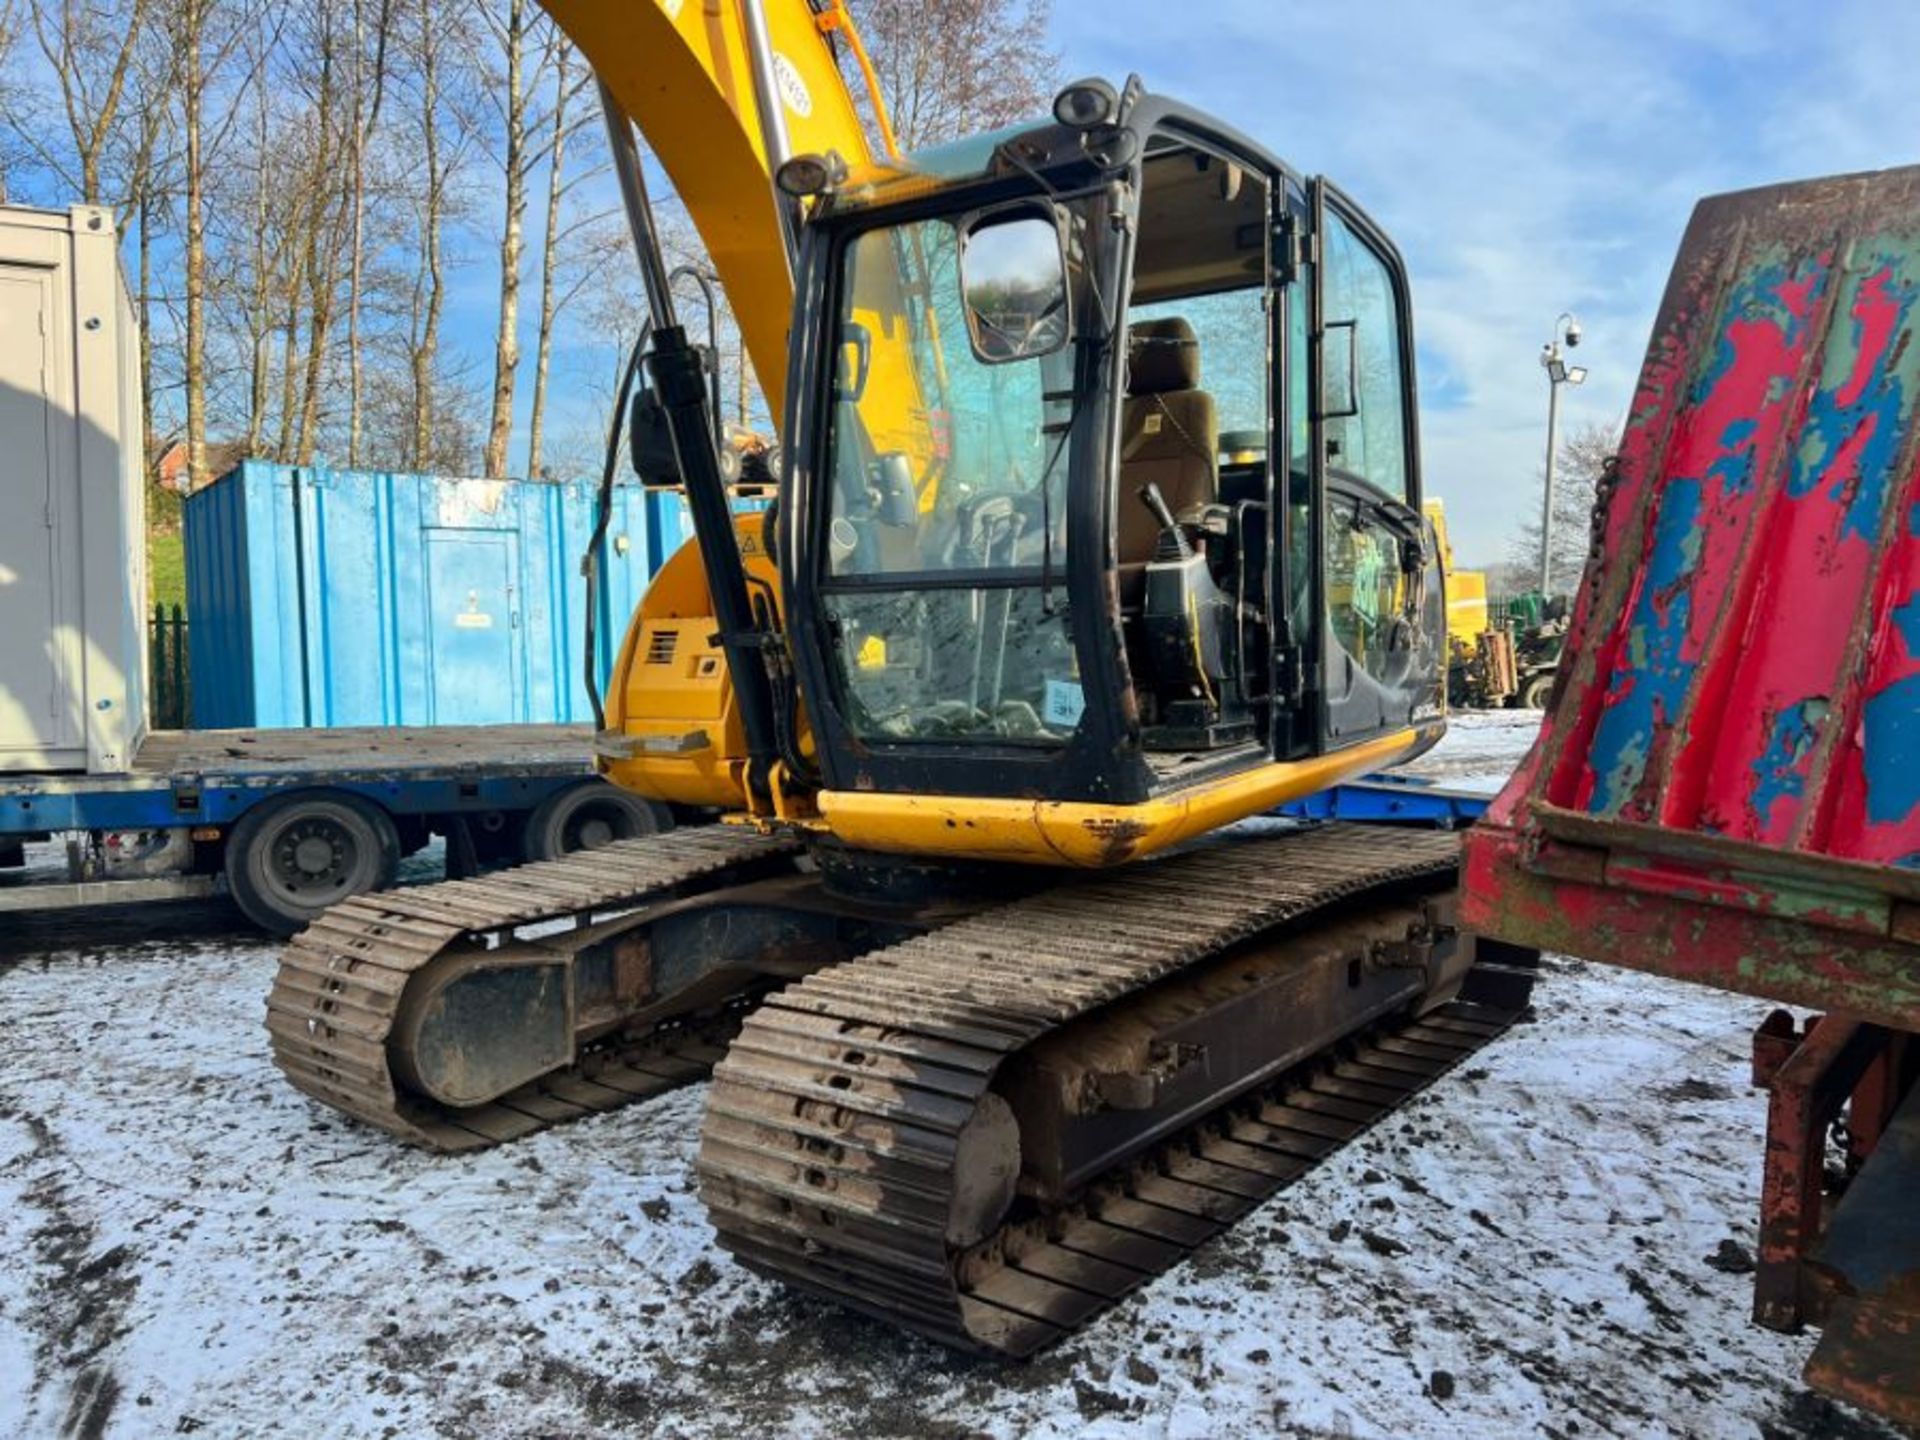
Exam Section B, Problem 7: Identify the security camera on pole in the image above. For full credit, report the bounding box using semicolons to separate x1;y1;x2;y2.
1538;313;1588;597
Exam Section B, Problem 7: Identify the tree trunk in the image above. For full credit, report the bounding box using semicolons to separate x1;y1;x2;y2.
294;14;344;465
181;0;208;491
344;0;392;467
482;0;529;479
409;0;445;471
294;218;342;463
244;79;273;454
525;41;570;480
276;245;306;461
135;186;154;478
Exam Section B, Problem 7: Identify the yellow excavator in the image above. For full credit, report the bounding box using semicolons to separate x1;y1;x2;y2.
269;0;1536;1353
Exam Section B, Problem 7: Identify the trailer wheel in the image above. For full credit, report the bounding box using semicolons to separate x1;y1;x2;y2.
1516;670;1556;711
522;781;671;863
226;792;402;937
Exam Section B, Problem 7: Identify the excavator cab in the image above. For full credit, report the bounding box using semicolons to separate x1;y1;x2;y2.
779;84;1445;839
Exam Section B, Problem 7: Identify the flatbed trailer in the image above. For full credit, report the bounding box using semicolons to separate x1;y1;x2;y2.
0;723;665;934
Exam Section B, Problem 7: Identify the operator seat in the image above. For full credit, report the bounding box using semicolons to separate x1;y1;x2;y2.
1118;316;1218;608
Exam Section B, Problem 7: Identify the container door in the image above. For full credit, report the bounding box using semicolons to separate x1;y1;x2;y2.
425;529;522;724
0;260;81;765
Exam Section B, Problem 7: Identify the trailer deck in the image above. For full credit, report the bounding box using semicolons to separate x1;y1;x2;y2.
0;724;602;918
1;724;593;832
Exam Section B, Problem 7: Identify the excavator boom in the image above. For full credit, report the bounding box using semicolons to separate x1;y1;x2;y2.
545;0;889;403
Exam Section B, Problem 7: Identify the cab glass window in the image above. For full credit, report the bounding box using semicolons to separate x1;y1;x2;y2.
826;217;1074;578
1321;212;1410;500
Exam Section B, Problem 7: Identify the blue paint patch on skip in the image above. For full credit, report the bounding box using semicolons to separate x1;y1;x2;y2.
1866;598;1920;825
1749;699;1827;833
1786;257;1920;546
1688;257;1827;411
1707;442;1755;495
1586;478;1705;816
1709;416;1760;494
1863;671;1920;826
1894;595;1920;659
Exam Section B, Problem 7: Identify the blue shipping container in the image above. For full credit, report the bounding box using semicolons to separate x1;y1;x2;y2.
184;462;692;729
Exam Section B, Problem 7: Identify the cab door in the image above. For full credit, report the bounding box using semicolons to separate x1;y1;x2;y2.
1307;178;1442;746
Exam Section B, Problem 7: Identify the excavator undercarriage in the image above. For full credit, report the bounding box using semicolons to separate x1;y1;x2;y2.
701;824;1536;1353
268;827;805;1149
270;820;1535;1349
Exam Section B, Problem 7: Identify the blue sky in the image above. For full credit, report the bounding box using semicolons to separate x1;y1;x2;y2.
1041;0;1920;563
36;0;1904;568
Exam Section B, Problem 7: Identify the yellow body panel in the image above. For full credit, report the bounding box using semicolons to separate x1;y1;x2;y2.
599;516;775;810
1422;497;1490;648
1445;568;1490;649
817;728;1436;867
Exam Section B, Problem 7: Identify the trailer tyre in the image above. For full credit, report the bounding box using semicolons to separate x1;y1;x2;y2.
522;781;671;863
1516;670;1556;711
226;792;402;937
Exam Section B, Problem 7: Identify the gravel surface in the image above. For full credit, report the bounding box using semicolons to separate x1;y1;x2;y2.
0;712;1897;1439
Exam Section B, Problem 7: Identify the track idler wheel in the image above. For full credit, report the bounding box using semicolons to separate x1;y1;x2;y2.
388;944;573;1107
947;1094;1021;1246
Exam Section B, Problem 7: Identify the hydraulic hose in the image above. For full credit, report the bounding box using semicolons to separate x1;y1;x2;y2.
584;322;653;733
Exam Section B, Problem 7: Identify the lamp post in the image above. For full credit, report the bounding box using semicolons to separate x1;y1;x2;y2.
1538;312;1588;597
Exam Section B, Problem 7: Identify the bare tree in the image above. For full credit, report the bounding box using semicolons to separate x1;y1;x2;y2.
847;0;1058;150
401;0;473;470
288;4;354;462
16;0;149;203
476;0;559;478
120;18;185;479
176;0;213;489
0;7;21;198
525;36;580;479
343;0;394;465
1502;420;1620;597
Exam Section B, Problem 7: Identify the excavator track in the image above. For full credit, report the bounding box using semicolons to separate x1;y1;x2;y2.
697;824;1535;1355
267;826;803;1151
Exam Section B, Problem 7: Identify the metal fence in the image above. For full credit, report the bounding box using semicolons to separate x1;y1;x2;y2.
149;604;190;730
1489;594;1548;633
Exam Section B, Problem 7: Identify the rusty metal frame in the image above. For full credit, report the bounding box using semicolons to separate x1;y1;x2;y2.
1750;1013;1920;1426
1752;1014;1886;1330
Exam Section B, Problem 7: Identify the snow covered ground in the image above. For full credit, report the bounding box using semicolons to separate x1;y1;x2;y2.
0;712;1898;1439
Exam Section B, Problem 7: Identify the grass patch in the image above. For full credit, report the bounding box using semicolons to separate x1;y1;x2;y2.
149;528;186;612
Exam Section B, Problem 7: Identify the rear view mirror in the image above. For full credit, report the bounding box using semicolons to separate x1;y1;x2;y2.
1319;318;1360;420
959;210;1070;365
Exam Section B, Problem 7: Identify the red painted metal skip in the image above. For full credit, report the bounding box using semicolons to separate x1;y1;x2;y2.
1463;163;1920;1029
1461;165;1920;1429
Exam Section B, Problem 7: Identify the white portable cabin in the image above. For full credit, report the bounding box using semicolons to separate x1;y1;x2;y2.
0;203;145;775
